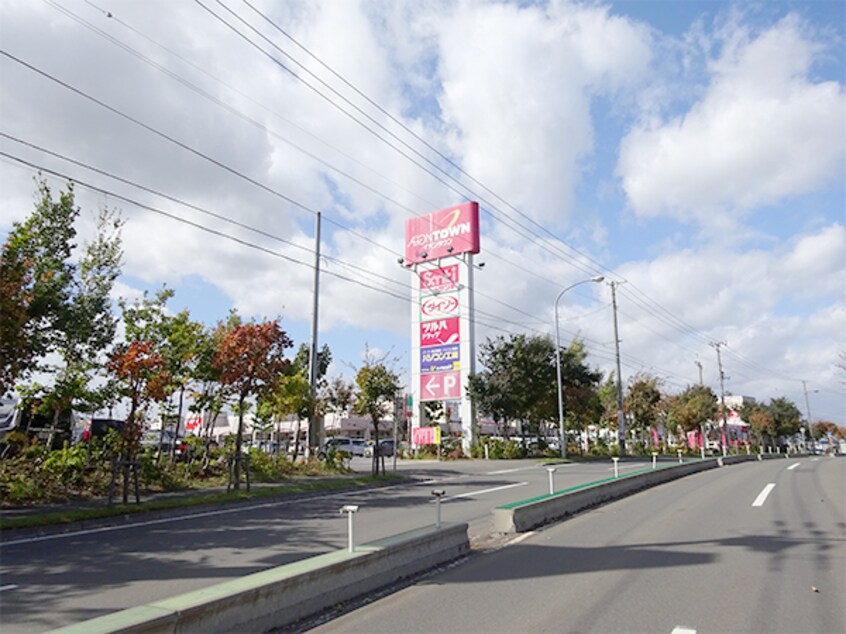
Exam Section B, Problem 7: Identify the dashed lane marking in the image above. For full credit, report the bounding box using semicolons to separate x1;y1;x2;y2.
787;463;800;471
433;481;529;502
752;483;776;507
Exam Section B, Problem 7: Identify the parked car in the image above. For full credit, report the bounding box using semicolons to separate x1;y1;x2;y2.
141;429;188;456
321;437;367;457
0;397;21;440
365;439;396;458
82;418;125;441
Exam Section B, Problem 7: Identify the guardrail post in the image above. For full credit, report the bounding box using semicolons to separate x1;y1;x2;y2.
612;457;619;478
340;505;359;552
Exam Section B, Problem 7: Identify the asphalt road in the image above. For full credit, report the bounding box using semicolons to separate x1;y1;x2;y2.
310;456;845;634
0;457;654;632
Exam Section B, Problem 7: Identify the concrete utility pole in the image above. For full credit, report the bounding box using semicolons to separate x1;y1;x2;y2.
802;380;816;453
711;341;728;456
609;281;626;457
307;212;322;457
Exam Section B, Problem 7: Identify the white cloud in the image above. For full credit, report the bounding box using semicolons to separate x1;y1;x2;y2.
435;0;651;226
618;14;846;223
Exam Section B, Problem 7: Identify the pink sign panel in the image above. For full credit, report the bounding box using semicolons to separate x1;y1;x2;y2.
420;264;459;295
420;370;462;401
412;426;441;445
405;202;480;265
421;292;460;320
420;317;460;347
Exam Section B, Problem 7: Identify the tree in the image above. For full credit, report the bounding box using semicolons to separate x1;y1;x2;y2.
0;178;78;393
739;400;774;449
213;318;292;489
467;334;557;441
326;376;354;416
665;385;717;447
625;373;663;448
1;180;123;448
558;340;602;451
767;397;803;440
258;372;312;459
353;350;400;476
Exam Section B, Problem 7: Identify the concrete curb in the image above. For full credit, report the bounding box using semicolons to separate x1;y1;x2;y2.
493;454;780;533
49;522;469;634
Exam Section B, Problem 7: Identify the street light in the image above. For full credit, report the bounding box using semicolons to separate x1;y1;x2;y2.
555;276;604;458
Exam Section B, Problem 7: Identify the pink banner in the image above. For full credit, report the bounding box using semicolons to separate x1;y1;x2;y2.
405;202;480;265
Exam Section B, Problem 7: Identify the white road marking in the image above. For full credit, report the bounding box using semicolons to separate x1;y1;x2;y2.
506;531;535;546
435;481;528;502
2;484;408;547
787;463;800;471
486;468;525;475
671;627;696;634
752;483;776;507
0;585;19;592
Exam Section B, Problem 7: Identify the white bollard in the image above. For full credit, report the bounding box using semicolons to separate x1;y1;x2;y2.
652;452;658;469
431;490;446;528
340;505;359;552
677;450;683;464
612;457;620;478
546;466;557;495
484;444;489;460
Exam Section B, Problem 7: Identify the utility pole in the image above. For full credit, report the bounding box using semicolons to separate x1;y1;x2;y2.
711;341;728;456
802;380;816;453
694;360;705;457
307;212;322;458
609;281;626;457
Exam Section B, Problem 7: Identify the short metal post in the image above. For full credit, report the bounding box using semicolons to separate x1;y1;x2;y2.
431;490;445;528
652;452;657;470
612;457;619;478
546;466;556;494
484;444;489;460
677;450;683;464
340;505;359;552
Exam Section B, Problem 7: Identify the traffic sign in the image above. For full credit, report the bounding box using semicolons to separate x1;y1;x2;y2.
420;370;461;401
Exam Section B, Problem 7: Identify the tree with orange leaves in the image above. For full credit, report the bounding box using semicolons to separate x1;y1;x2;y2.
108;341;170;456
213;318;292;489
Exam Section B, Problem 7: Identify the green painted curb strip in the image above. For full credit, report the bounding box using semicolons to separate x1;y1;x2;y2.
496;458;711;509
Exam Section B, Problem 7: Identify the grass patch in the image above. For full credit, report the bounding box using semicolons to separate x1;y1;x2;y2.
0;474;404;532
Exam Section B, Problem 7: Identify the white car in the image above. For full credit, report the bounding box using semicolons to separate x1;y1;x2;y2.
322;437;367;457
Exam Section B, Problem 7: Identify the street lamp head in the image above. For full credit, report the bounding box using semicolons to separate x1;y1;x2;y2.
591;276;605;283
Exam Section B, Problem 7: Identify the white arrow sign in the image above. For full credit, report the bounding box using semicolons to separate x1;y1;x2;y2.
421;370;461;401
424;374;440;398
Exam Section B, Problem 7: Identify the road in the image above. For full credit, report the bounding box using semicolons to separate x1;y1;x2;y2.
0;457;652;632
309;456;846;634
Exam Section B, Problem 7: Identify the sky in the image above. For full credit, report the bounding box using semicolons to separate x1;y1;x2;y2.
1;0;844;427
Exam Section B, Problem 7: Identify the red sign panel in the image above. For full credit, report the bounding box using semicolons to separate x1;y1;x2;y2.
421;370;462;401
420;317;460;347
420;264;459;295
405;202;480;265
